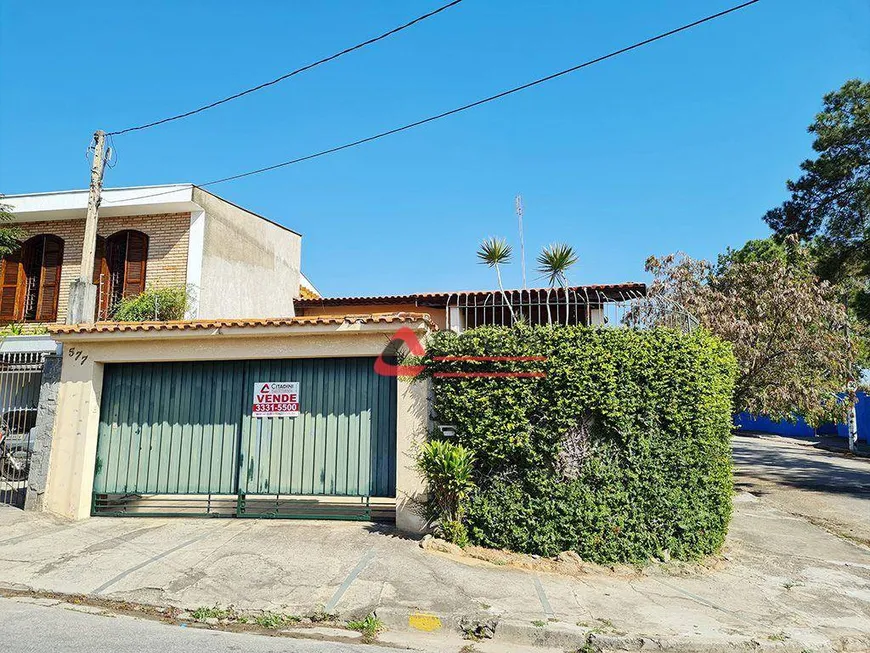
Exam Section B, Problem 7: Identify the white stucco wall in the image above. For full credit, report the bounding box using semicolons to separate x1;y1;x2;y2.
193;188;301;319
185;209;205;318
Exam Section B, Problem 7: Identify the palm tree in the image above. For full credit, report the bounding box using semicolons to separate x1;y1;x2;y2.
537;243;579;325
477;237;515;322
537;243;578;287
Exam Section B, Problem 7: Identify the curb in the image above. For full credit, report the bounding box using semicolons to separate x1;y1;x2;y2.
376;607;850;652
3;584;864;652
735;432;870;459
814;443;870;459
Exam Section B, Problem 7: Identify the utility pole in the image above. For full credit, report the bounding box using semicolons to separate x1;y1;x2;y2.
516;195;526;289
67;130;107;324
847;380;859;453
844;322;859;452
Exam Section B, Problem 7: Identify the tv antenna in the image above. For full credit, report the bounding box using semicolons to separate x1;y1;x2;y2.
516;195;527;288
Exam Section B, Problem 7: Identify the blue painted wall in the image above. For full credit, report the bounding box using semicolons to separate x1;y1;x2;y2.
733;413;816;438
816;392;869;442
735;392;868;442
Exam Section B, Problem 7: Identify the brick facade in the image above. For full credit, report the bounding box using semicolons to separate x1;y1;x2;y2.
11;212;190;325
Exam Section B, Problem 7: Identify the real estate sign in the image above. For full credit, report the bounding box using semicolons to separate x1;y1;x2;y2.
252;381;300;417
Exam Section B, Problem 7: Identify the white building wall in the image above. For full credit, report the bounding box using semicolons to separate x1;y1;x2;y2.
193;188;301;319
185;210;205;318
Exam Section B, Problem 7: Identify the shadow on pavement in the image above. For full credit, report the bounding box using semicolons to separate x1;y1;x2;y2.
732;436;870;496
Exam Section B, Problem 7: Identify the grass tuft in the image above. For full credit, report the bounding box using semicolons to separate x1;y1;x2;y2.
254;612;300;629
191;605;233;621
347;614;385;641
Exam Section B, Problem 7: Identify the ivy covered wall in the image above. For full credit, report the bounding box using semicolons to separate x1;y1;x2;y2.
421;326;737;563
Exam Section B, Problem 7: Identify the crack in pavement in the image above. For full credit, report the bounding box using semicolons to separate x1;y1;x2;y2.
0;558;39;564
648;577;751;623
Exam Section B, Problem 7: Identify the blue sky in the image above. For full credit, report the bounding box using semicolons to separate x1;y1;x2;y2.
1;1;868;296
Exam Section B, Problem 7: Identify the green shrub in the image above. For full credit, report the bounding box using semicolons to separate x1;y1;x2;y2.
112;285;192;321
420;325;736;563
0;323;25;336
417;439;475;546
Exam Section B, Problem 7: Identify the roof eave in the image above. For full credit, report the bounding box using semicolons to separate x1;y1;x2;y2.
294;283;648;308
49;313;434;342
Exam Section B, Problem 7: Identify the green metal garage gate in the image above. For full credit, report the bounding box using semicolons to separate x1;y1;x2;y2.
92;357;397;519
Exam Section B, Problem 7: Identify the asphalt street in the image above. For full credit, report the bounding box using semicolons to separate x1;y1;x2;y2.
732;434;870;546
0;598;406;653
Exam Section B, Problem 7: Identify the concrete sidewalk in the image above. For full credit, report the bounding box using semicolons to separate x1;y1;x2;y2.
0;495;868;652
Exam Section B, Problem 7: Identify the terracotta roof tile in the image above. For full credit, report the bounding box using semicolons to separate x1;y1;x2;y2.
298;286;320;300
294;283;646;307
50;312;433;336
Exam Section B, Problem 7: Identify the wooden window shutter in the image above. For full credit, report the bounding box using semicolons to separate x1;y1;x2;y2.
0;247;23;322
93;237;110;319
122;231;148;298
35;235;63;322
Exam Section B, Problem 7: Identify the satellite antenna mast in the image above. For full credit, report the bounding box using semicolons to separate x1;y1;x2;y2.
516;195;527;288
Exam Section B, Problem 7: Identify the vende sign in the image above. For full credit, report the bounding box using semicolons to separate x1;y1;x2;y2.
252;381;300;417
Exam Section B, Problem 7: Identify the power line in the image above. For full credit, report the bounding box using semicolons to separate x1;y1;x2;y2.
105;0;760;204
200;1;760;187
107;0;465;136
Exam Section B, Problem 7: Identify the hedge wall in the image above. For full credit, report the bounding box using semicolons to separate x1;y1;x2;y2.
421;326;736;563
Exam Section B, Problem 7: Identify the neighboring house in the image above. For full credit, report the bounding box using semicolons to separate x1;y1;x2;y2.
2;184;308;325
294;283;647;332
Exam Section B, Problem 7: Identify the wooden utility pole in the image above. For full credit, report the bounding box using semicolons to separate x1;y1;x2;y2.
67;130;107;324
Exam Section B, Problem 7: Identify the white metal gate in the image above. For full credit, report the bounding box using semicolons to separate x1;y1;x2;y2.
0;351;45;508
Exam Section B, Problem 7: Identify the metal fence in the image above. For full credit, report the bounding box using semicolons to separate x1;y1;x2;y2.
444;288;699;333
0;351;45;508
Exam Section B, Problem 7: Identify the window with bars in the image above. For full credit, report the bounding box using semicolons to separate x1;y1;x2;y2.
95;230;148;320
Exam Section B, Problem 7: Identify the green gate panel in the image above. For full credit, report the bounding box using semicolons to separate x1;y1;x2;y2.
95;361;243;495
94;357;397;499
238;358;396;498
